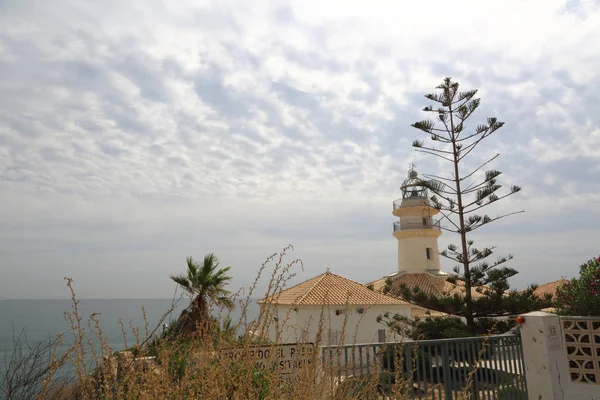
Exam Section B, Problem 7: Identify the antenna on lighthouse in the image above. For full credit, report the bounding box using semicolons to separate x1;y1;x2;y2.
408;163;418;179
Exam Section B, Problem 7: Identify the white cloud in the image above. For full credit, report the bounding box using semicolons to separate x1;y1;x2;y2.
1;0;599;298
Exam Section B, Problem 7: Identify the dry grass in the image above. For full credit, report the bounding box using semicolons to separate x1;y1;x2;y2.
3;245;498;400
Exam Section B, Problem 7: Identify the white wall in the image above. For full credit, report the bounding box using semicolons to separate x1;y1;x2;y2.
259;303;412;345
520;312;600;400
397;234;440;272
393;198;441;273
257;304;299;344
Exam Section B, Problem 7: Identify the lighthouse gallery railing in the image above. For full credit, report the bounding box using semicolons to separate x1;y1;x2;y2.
393;220;441;232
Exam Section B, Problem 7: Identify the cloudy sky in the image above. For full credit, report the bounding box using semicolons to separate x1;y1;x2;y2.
1;0;599;299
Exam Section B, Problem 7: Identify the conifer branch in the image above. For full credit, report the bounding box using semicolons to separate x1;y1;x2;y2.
413;149;455;162
412;144;455;155
463;190;522;214
460;154;500;182
435;210;461;232
463;170;502;194
464;211;525;231
423;173;456;183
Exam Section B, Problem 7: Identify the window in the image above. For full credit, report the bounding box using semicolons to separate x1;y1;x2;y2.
378;329;386;343
422;217;427;226
426;248;432;260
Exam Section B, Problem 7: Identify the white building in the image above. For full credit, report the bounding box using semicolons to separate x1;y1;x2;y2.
257;271;420;345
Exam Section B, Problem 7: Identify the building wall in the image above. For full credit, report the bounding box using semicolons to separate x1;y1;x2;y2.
259;303;412;345
399;198;432;209
257;304;299;344
399;212;432;230
397;234;440;272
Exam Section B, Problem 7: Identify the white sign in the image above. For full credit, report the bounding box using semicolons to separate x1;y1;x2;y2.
220;343;314;375
547;324;562;351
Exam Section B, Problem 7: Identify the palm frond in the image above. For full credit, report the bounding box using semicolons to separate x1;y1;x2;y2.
186;257;198;281
215;295;234;309
202;253;218;273
170;274;194;294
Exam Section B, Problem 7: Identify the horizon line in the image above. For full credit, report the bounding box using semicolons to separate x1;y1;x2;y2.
0;297;182;301
0;297;262;301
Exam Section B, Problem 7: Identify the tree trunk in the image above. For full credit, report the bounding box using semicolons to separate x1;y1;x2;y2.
175;295;209;337
448;101;475;334
194;295;210;337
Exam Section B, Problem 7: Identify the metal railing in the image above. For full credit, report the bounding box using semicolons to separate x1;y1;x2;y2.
320;334;527;399
393;220;441;232
393;198;430;210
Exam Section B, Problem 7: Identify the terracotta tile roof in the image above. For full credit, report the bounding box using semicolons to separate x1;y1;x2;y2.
258;272;409;306
411;308;448;318
367;278;387;292
531;279;569;300
368;272;488;299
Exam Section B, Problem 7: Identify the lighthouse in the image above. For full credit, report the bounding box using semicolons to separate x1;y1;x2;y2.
392;166;442;273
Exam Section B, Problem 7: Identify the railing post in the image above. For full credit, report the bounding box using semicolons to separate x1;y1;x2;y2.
404;343;414;397
441;342;453;400
519;312;569;400
466;340;480;400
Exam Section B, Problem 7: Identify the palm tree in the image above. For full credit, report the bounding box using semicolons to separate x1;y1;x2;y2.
170;253;233;336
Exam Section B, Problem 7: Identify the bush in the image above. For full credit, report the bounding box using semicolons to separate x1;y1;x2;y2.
379;314;517;342
556;255;600;316
497;386;527;400
381;344;432;380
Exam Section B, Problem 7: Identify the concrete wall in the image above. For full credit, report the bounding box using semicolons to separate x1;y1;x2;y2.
396;233;441;272
257;304;299;344
520;312;600;400
260;303;412;345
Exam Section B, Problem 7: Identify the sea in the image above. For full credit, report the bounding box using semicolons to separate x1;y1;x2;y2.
0;298;261;396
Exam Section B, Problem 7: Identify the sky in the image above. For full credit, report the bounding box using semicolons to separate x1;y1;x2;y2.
1;0;599;299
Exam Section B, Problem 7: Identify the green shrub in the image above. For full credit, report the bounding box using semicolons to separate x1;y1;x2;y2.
497;386;527;400
381;344;432;379
251;369;270;400
556;255;600;316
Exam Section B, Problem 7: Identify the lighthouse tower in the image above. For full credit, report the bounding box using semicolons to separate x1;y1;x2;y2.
392;166;442;273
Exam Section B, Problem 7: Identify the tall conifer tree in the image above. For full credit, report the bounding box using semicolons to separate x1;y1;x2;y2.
384;78;551;333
